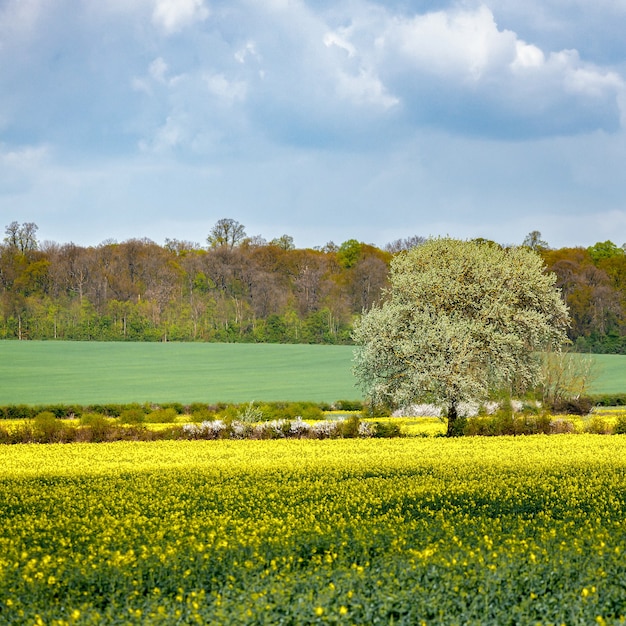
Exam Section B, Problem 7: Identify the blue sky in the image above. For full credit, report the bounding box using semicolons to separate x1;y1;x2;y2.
1;0;625;249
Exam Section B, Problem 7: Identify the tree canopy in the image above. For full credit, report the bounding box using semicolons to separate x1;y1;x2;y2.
353;238;570;435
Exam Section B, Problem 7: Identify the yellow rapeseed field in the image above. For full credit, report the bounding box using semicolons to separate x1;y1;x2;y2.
1;436;626;624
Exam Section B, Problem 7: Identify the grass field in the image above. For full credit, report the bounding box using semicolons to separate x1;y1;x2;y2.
1;341;625;405
0;341;360;405
2;436;626;624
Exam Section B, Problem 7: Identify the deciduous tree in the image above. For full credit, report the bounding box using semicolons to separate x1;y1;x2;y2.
353;238;569;436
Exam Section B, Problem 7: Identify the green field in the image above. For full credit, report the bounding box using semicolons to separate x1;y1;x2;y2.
0;341;360;405
1;341;625;405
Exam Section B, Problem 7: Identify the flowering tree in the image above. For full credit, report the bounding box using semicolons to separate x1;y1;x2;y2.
353;238;570;436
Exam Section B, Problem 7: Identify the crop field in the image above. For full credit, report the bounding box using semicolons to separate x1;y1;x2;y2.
1;436;626;625
2;341;626;406
0;341;360;405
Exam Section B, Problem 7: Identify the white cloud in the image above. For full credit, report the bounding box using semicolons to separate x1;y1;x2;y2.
151;0;209;34
335;68;398;109
0;143;48;169
149;57;169;83
383;5;516;81
204;73;247;102
235;41;260;64
511;41;545;69
324;31;357;58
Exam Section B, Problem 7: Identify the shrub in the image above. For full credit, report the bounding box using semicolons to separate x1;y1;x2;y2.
190;408;216;423
333;400;364;411
361;402;392;418
252;420;291;439
182;420;227;440
44;404;82;419
4;405;36;420
118;408;146;425
311;420;339;439
146;408;178;423
159;402;184;414
583;415;612;435
371;421;402;438
591;393;626;407
335;414;362;438
236;402;265;424
464;412;552;436
78;415;115;442
85;404;125;417
33;411;75;443
551;396;593;415
614;414;626;435
289;417;311;438
550;418;576;434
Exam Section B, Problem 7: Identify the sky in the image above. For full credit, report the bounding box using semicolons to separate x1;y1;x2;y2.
1;0;625;250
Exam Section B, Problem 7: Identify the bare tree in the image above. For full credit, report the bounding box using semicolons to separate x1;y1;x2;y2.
207;218;247;250
384;235;426;254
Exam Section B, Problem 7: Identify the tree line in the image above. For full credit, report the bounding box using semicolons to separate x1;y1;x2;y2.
1;221;625;351
0;220;389;344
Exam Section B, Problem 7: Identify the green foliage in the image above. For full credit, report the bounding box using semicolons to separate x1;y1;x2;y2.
84;404;126;417
334;414;362;437
370;420;403;438
360;402;392;418
587;240;624;263
592;393;626;406
118;408;146;425
146;408;178;423
337;239;363;268
464;412;552;436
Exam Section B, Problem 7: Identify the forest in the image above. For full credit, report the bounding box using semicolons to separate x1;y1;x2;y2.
1;220;625;352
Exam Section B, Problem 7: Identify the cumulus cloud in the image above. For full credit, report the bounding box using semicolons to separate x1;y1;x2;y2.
151;0;209;34
359;4;626;137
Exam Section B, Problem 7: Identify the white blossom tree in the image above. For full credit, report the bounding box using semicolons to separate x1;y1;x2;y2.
353;238;570;436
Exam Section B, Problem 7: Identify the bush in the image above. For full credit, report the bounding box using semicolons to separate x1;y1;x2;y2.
550;396;593;415
146;408;178;423
334;400;364;411
159;402;184;414
4;405;36;420
190;408;217;423
371;421;402;438
590;394;626;407
464;412;552;436
85;404;125;417
584;415;612;434
118;408;146;425
361;403;392;418
78;414;115;442
614;414;626;435
33;411;75;443
335;414;362;438
44;404;82;419
236;402;265;424
549;418;576;434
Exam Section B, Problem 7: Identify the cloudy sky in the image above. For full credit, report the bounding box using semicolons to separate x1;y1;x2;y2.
1;0;625;250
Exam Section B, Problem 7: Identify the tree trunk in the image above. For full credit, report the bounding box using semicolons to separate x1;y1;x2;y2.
446;400;459;437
